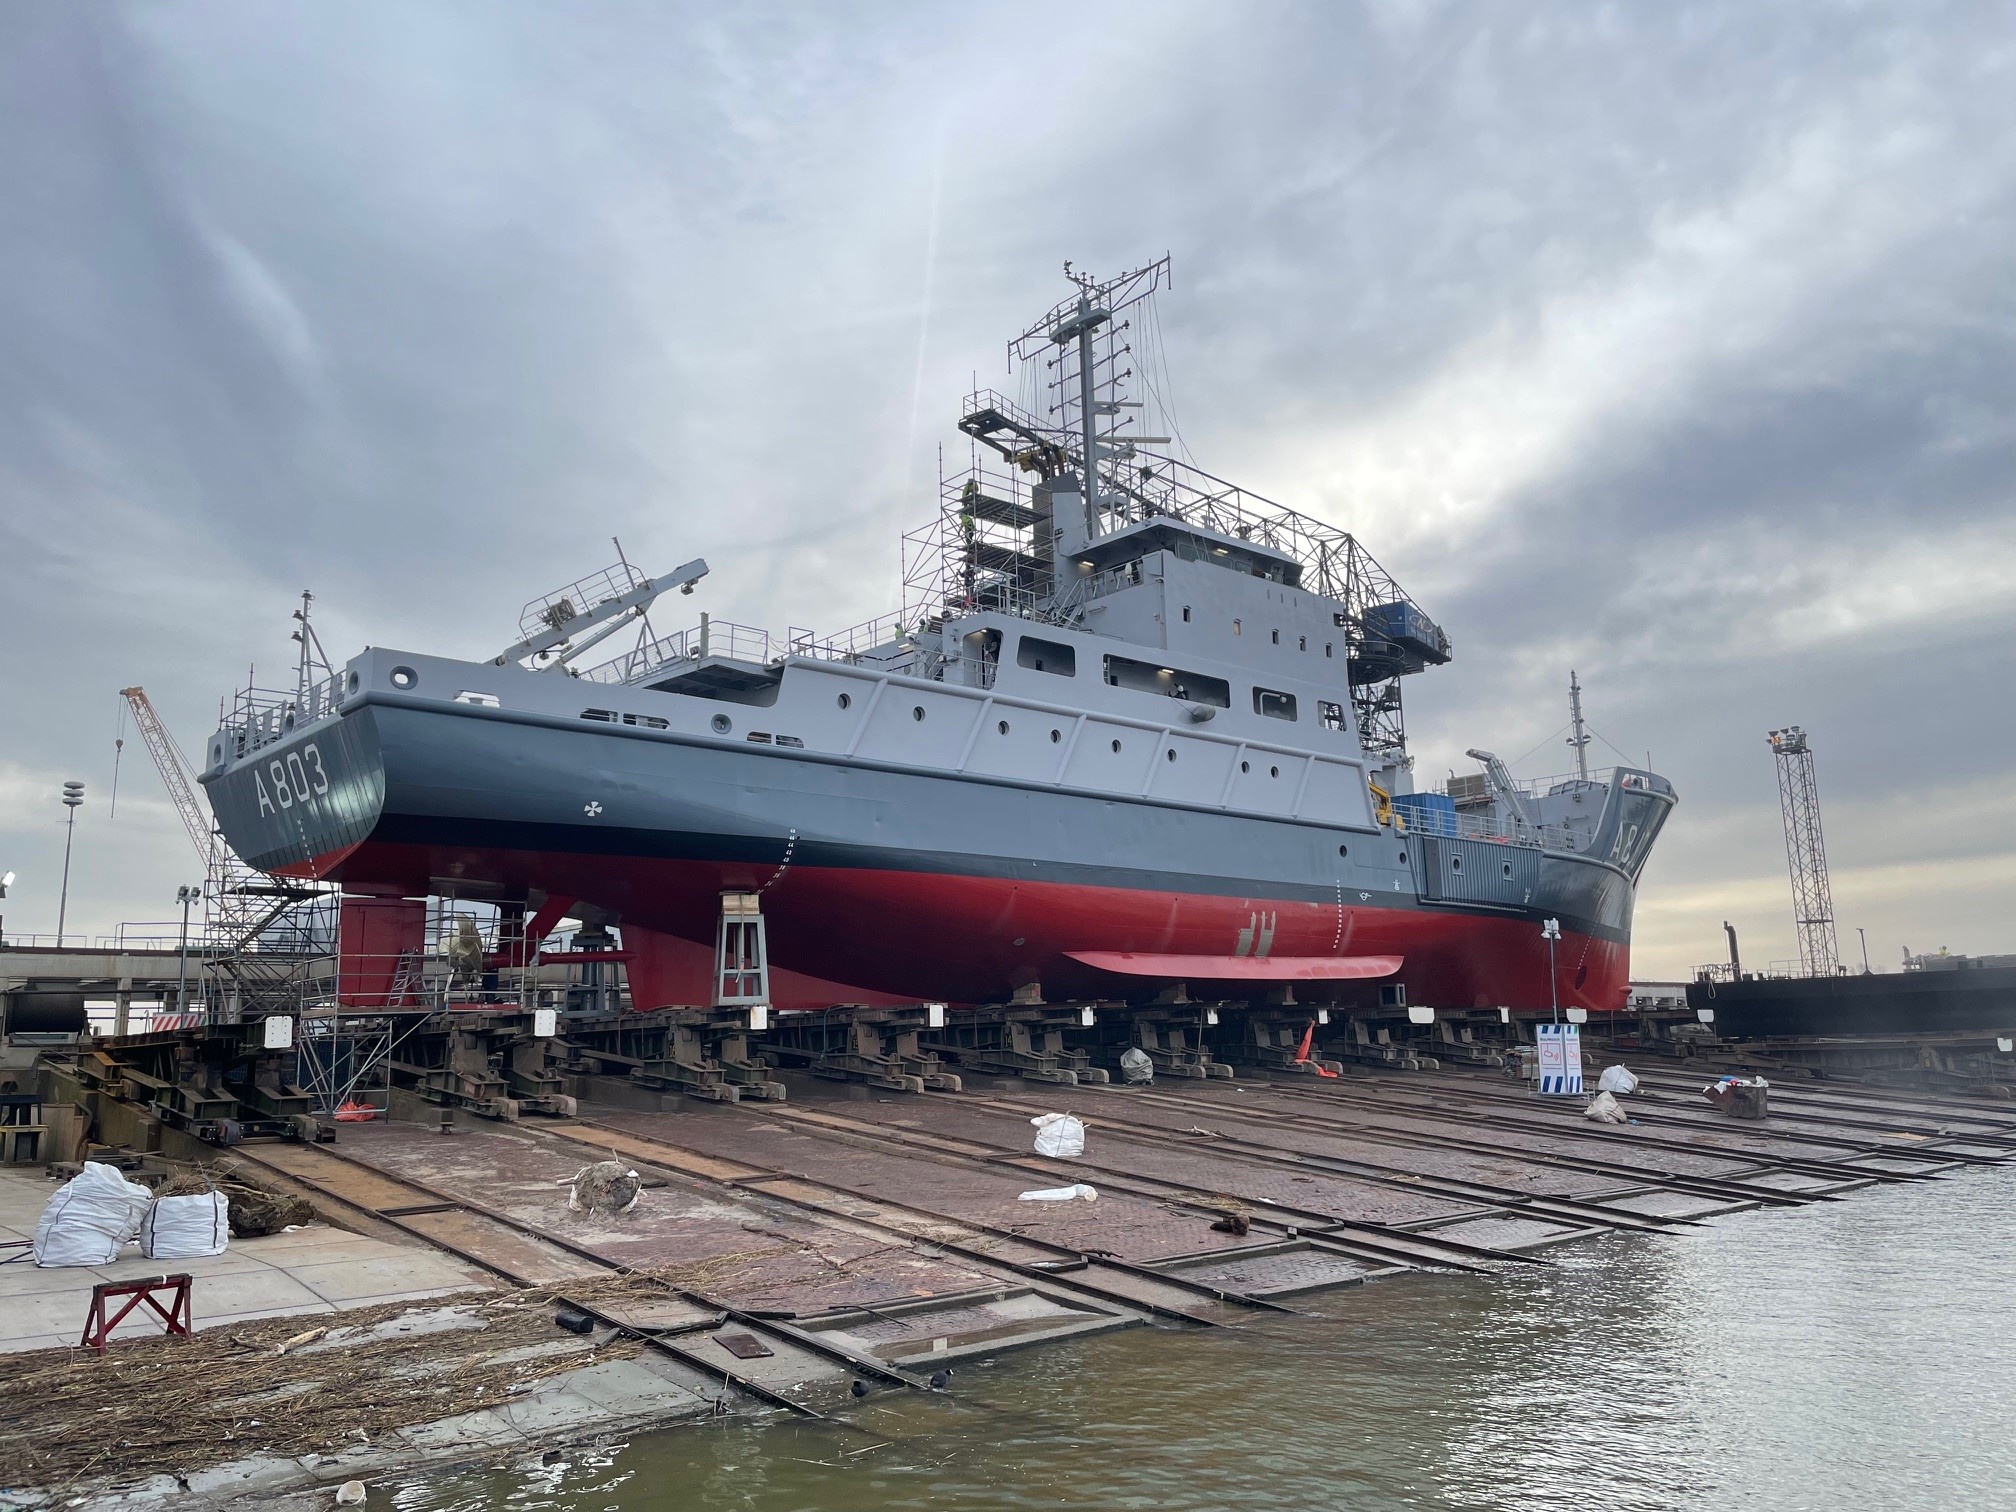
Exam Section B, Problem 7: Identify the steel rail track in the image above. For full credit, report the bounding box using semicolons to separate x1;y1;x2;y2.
728;1099;1643;1253
550;1118;1308;1322
1616;1068;2016;1145
1246;1074;1965;1182
233;1139;921;1416
1006;1080;1810;1215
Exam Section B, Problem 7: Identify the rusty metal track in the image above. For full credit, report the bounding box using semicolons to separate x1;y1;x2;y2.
1061;1080;1830;1210
711;1102;1592;1259
550;1119;1295;1324
232;1139;916;1413
1247;1075;1966;1182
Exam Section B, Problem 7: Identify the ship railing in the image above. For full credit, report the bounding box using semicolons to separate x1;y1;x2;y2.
516;561;643;641
222;673;347;757
580;620;779;685
1395;806;1583;853
786;609;915;663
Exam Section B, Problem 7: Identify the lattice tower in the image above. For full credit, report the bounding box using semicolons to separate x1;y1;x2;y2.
1768;726;1839;977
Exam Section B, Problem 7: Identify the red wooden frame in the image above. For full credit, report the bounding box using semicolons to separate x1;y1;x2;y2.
81;1274;193;1353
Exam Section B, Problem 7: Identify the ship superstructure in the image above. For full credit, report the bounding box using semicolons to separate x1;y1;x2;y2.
200;260;1674;1013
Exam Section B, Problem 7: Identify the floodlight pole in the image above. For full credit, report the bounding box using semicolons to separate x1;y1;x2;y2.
57;782;85;946
176;885;200;1018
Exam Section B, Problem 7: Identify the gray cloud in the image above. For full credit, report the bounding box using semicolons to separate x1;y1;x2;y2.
2;0;2010;975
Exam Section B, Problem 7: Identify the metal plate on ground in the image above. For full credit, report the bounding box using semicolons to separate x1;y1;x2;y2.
1157;1242;1376;1297
714;1331;776;1360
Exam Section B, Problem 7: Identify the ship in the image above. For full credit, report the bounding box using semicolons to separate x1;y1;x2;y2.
198;259;1676;1014
1689;950;2016;1039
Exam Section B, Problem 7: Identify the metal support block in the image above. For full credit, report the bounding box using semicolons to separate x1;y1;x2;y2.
922;1007;1111;1085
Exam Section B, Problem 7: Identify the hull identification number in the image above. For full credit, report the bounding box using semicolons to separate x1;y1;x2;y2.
254;742;330;817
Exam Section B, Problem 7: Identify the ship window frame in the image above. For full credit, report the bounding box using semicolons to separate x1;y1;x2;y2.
1017;636;1077;677
998;719;1010;735
1253;687;1298;722
1271;629;1280;645
1318;700;1347;733
1101;654;1230;708
837;692;851;710
1181;605;1192;623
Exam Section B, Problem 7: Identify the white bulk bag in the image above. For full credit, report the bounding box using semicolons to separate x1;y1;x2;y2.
33;1161;153;1267
142;1191;232;1259
1584;1090;1630;1125
1597;1065;1639;1095
1030;1112;1086;1160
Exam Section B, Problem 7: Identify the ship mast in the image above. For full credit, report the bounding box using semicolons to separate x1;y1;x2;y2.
1567;669;1591;781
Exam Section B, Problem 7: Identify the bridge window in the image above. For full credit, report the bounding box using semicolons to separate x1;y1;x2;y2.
1017;636;1076;676
1253;688;1298;722
1318;701;1346;732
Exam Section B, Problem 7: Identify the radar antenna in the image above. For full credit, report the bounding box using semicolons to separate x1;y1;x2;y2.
1768;726;1840;977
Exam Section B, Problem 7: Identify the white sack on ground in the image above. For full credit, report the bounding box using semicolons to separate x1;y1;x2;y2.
1119;1047;1154;1084
1018;1183;1098;1202
1030;1112;1086;1159
34;1161;153;1267
1584;1090;1630;1124
1597;1065;1639;1094
141;1191;231;1259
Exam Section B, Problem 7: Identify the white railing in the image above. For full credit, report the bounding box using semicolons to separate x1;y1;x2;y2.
1394;804;1581;854
224;672;347;756
787;610;914;663
582;620;778;685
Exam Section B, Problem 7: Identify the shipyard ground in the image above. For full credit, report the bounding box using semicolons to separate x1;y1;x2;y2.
5;1047;2016;1510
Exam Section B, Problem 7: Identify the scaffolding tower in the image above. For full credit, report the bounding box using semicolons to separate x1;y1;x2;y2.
1768;726;1839;977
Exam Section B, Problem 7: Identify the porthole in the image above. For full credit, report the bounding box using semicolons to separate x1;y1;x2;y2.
1240;760;1251;773
1111;738;1123;753
1269;765;1280;778
1165;747;1177;762
1050;728;1062;743
837;692;851;710
1399;849;1408;864
913;705;926;721
1450;856;1463;873
998;719;1010;735
1503;861;1514;879
345;671;360;693
1338;844;1349;858
388;665;417;690
711;713;731;734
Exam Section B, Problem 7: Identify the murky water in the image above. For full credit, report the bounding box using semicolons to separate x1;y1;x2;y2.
390;1162;2016;1511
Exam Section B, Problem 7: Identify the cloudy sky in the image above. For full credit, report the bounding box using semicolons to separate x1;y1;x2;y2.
3;1;2011;978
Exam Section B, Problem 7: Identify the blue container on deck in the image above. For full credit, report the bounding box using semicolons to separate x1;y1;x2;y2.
1391;792;1459;837
1363;602;1450;663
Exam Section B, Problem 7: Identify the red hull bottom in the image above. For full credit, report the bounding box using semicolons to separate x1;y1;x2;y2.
286;840;1632;1013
